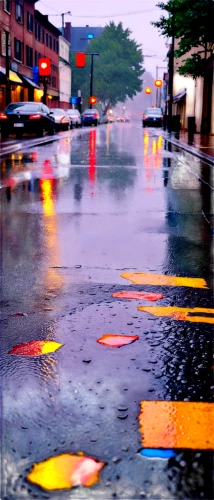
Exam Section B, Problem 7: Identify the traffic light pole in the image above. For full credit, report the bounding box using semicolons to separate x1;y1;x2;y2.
87;52;99;108
42;79;47;105
168;7;175;134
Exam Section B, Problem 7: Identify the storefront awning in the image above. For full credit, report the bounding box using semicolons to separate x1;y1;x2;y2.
0;68;23;85
20;75;40;89
173;89;186;103
47;89;59;97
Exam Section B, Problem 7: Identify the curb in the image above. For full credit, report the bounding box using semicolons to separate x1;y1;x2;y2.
157;131;214;166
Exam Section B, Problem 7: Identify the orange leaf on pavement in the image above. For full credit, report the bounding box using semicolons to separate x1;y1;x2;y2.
137;306;214;324
112;291;164;301
97;334;139;348
27;452;106;490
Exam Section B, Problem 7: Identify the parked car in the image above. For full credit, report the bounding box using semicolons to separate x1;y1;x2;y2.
142;107;163;127
0;102;55;138
50;108;70;131
108;116;115;123
82;109;100;126
66;109;81;128
100;113;108;125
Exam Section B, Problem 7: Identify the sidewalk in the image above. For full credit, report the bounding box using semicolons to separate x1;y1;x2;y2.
160;130;214;165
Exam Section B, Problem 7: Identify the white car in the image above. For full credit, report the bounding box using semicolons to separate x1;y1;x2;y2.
66;109;82;128
50;108;70;131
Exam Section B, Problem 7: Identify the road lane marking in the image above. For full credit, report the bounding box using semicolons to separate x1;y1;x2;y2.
27;452;106;490
121;272;208;289
137;306;214;323
112;291;164;301
139;401;214;449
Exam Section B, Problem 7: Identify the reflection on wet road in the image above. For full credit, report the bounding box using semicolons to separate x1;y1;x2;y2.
0;122;213;499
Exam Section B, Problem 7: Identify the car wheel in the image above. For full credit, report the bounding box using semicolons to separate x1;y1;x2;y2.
1;131;8;139
39;127;46;137
49;126;55;136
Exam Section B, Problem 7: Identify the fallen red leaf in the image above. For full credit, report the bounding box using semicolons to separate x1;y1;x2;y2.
97;334;139;348
11;312;27;317
8;340;63;356
112;291;164;301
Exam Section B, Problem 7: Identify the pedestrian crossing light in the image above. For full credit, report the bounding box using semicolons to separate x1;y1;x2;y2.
145;87;152;94
155;79;163;87
89;96;97;105
76;53;86;68
38;58;51;77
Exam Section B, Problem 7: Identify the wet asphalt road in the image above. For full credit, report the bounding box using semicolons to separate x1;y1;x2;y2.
0;122;213;499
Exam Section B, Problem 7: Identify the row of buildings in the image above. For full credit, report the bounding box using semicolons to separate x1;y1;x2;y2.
0;0;71;109
163;40;214;135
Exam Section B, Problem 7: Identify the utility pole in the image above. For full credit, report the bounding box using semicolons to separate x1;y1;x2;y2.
6;31;10;106
168;6;175;134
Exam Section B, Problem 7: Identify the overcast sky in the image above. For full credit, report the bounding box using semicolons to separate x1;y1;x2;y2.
37;0;168;79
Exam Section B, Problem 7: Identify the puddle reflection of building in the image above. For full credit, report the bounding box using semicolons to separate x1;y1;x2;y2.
106;123;111;154
88;129;97;196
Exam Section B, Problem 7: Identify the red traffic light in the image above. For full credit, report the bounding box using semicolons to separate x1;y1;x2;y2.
38;58;51;77
76;53;86;68
155;79;162;87
145;87;152;95
89;96;97;105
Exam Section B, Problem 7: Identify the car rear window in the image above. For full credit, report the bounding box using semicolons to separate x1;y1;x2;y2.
5;103;41;112
51;109;64;115
67;110;79;115
145;108;162;115
84;109;98;114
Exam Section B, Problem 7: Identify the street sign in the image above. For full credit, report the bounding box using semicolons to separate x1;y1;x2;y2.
70;97;81;105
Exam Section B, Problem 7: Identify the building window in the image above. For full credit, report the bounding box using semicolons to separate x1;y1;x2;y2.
14;38;23;62
35;22;41;41
52;76;56;88
27;11;33;32
42;29;45;44
46;33;49;47
15;2;23;24
49;35;52;50
53;39;56;52
56;41;59;54
3;0;11;13
2;31;11;56
35;51;38;66
26;45;33;67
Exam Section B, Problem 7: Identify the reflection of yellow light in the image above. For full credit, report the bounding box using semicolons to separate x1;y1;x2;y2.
121;272;208;288
139;401;214;449
138;306;214;324
157;135;162;151
27;453;106;490
18;154;23;161
48;95;53;100
152;140;157;155
41;180;54;217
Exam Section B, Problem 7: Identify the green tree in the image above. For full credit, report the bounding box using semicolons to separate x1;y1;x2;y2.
70;22;144;112
152;0;214;78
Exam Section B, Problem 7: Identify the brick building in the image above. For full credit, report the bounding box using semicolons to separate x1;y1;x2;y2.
0;0;61;110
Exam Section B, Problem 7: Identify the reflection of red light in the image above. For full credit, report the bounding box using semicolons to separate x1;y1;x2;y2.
42;159;53;179
88;130;96;188
32;152;37;162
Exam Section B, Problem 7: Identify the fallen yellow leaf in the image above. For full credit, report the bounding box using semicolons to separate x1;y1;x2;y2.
137;306;214;324
121;272;208;289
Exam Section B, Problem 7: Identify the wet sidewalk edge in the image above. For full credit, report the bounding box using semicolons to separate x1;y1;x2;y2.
156;131;214;166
